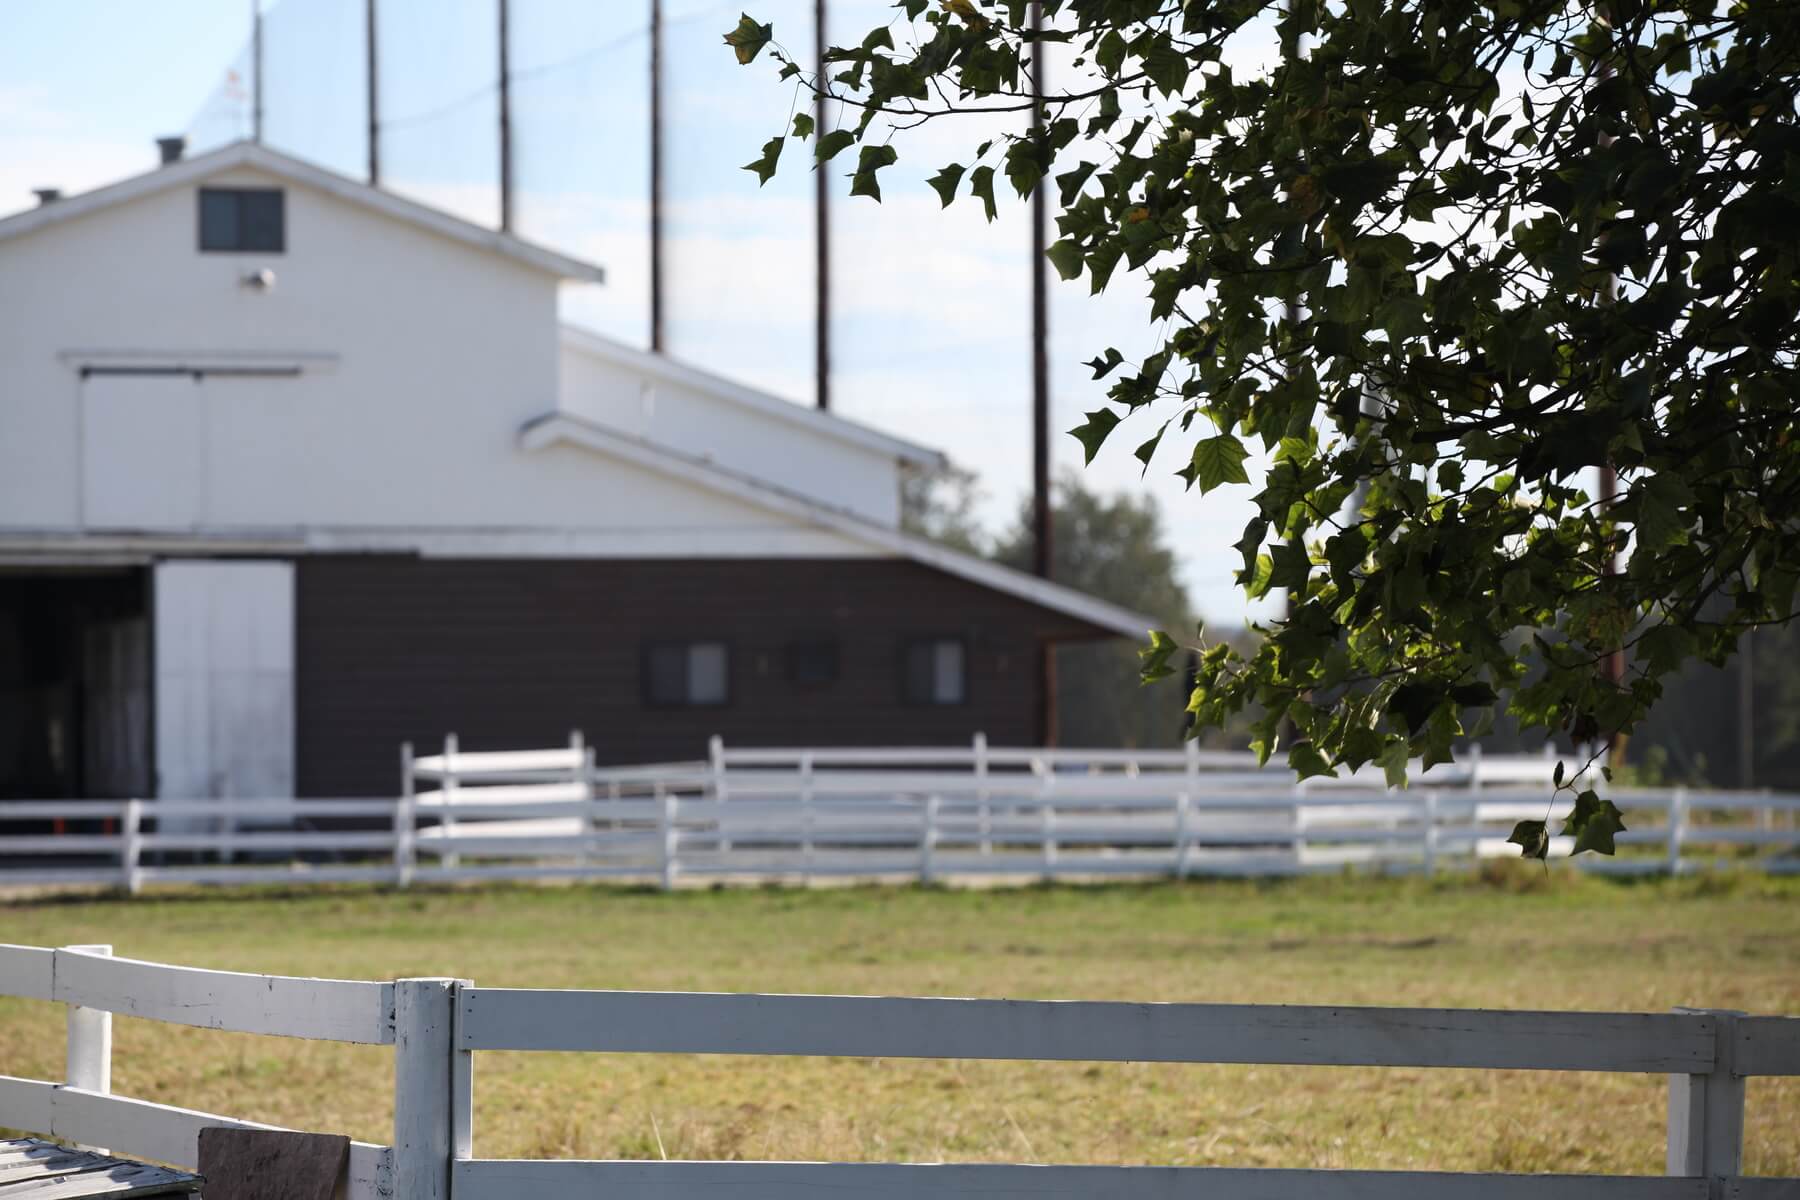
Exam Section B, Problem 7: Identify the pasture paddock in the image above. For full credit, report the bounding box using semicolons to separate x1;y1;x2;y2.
0;874;1796;1189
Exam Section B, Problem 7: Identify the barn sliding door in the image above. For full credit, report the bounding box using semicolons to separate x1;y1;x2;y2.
154;561;295;802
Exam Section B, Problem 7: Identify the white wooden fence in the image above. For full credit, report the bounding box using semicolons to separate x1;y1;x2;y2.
2;943;1797;1199
4;738;1797;891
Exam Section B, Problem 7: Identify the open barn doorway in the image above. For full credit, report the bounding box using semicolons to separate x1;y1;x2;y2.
0;567;151;799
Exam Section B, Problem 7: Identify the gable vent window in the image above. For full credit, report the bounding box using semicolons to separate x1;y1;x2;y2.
645;641;730;707
199;187;285;253
903;638;966;706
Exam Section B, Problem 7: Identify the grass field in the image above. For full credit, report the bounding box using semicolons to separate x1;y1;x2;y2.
3;869;1797;1176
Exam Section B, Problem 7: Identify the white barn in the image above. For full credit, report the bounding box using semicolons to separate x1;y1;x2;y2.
0;141;1149;802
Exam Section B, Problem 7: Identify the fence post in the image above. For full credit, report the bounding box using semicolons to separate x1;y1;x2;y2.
800;751;816;881
1173;790;1191;880
393;977;466;1200
1665;1008;1745;1187
63;943;113;1151
1035;759;1057;881
441;734;460;871
219;791;237;865
1668;786;1688;876
395;742;417;889
1179;740;1201;877
574;732;595;875
709;735;730;854
1422;790;1439;876
121;800;143;895
657;781;677;892
920;795;939;885
973;732;991;856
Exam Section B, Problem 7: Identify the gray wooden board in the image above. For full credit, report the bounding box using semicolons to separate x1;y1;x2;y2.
453;1160;1711;1199
459;989;1716;1073
0;1139;199;1199
197;1129;347;1200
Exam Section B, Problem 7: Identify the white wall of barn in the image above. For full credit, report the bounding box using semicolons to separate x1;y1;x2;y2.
0;160;889;553
558;335;904;527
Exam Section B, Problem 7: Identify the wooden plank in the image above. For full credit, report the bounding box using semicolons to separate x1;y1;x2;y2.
48;1088;284;1172
1737;1016;1800;1076
0;837;123;856
145;800;396;819
197;1128;347;1200
135;866;398;888
1725;1181;1800;1199
344;1142;388;1200
457;990;1714;1073
0;1160;199;1198
0;803;129;822
0;1140;113;1179
0;1078;57;1138
136;832;394;853
53;951;392;1045
452;1160;1707;1200
0;947;55;1001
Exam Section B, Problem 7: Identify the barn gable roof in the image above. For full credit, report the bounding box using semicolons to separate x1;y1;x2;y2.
0;141;605;283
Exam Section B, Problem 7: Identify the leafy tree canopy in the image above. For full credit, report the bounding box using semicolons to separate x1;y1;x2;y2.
728;0;1800;858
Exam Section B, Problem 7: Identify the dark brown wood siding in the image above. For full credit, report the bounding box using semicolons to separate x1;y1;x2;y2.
295;557;1108;796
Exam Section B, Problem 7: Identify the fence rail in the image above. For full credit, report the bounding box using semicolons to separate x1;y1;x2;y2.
1;943;1796;1200
4;738;1797;892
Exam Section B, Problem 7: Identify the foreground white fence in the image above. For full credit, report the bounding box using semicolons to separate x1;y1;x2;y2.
2;943;1797;1198
4;739;1797;891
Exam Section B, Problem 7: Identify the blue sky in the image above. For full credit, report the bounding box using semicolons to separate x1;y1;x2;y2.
2;0;1274;626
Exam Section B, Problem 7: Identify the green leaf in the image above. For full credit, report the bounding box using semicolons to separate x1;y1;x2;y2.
1378;738;1410;790
741;135;784;185
1234;518;1268;578
1139;630;1180;683
815;129;857;163
1289;742;1338;782
1189;434;1250;493
1094;29;1127;77
969;165;998;221
1561;790;1627;855
791;113;815;140
927;163;965;208
722;14;774;65
849;143;899;201
1142;34;1190;97
1386;683;1441;737
1045;239;1085;281
1267;541;1312;593
1508;819;1550;861
1070;408;1121;464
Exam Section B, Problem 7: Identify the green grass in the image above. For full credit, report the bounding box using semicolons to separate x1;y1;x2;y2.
3;869;1797;1175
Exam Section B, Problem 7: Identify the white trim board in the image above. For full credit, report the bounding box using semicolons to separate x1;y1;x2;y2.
0;142;604;284
519;412;1155;639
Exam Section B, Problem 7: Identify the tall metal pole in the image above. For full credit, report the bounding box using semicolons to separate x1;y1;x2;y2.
498;0;513;231
366;0;380;184
1030;0;1050;581
814;0;832;411
252;0;264;142
650;0;665;352
1029;0;1055;745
